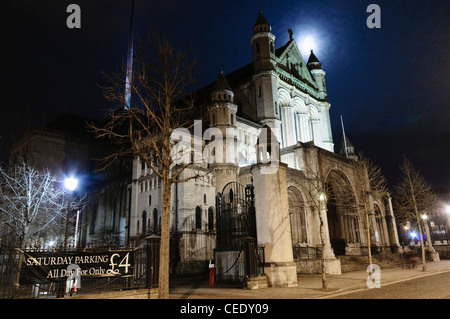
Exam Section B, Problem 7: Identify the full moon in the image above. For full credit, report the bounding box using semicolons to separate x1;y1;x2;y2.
299;35;318;56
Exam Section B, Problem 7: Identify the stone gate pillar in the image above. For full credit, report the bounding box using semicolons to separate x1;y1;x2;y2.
253;162;298;287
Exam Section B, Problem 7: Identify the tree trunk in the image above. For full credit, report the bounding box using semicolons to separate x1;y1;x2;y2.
13;235;27;298
416;216;427;272
365;210;373;267
411;193;426;272
158;173;172;299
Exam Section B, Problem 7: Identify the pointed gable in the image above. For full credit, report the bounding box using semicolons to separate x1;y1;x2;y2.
275;39;317;88
253;10;271;33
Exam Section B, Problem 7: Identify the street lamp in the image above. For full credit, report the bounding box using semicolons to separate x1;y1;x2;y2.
319;193;326;202
64;177;78;191
445;205;450;214
64;177;78;249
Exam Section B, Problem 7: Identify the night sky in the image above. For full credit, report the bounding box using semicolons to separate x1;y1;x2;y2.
2;0;450;190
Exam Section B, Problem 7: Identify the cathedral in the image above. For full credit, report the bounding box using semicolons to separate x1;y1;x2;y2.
4;10;401;287
0;10;417;288
115;11;402;286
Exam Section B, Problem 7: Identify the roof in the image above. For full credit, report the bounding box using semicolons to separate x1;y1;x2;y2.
307;50;322;70
212;70;232;92
275;40;292;58
338;135;356;157
307;50;320;64
253;10;270;28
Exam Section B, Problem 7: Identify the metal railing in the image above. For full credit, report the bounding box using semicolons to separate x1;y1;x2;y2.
292;246;322;260
244;238;265;278
214;237;265;286
0;239;160;299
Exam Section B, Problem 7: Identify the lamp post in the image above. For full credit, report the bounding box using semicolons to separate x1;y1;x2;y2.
64;177;78;250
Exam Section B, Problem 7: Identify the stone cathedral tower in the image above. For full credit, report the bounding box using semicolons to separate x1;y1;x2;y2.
251;11;282;142
207;70;239;194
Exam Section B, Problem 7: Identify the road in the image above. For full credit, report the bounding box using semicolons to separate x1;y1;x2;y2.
328;271;450;299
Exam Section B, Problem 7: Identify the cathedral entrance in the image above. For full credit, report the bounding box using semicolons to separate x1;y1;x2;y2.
326;170;359;256
326;188;345;255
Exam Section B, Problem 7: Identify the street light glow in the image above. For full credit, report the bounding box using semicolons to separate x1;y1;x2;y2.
319;193;326;202
64;177;78;191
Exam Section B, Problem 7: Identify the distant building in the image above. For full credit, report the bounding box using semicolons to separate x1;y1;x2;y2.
429;189;450;245
8;112;131;247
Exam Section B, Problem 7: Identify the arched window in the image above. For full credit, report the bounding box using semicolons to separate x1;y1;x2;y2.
142;210;147;234
91;202;98;234
141;160;145;176
288;187;307;245
153;208;158;232
195;206;202;230
208;207;214;231
374;204;385;245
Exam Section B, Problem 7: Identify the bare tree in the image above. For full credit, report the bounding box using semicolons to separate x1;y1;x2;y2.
352;152;388;267
0;158;85;249
298;161;333;290
88;29;206;299
393;156;436;271
0;158;86;293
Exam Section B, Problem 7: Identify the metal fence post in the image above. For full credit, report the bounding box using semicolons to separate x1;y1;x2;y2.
244;237;257;277
145;235;160;289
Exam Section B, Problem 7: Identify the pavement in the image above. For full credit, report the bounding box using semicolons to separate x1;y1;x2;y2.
168;260;450;299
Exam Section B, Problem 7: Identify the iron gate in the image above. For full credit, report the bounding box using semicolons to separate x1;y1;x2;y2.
214;182;264;285
216;182;256;250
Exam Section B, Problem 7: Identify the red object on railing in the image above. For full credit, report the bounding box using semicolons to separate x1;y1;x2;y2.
209;260;215;286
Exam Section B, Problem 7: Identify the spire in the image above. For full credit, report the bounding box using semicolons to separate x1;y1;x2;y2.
253;10;271;34
339;115;355;158
212;70;232;92
307;50;322;70
124;0;135;108
338;135;357;159
211;70;234;102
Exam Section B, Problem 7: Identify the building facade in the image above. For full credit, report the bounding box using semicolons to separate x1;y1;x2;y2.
126;11;402;280
5;12;403;283
7;113;131;248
